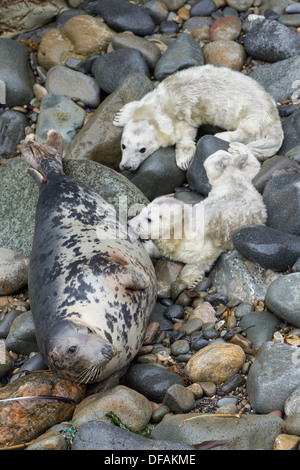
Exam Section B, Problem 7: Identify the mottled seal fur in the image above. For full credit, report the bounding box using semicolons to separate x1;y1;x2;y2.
21;130;157;384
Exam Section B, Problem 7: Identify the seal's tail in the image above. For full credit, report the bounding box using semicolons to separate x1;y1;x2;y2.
21;130;64;185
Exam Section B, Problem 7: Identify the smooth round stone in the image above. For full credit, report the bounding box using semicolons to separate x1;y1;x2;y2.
170;340;190;356
142;0;169;24
5;310;38;355
203;39;246;70
125;363;185;402
223;6;239;17
233;225;300;272
265;273;300;328
112;32;161;70
280;109;300;156
159;20;179;33
217;397;239;407
0;110;28;154
192;338;209;351
220;374;245;393
249;55;300;103
263;174;300;236
205;293;228;307
162;384;195;412
0;248;29;295
190;0;217;16
164;304;185;320
36;93;86;153
286;4;300;13
227;0;254;11
154;33;204;81
92;48;150;94
45;65;100;108
187;135;230;195
82;0;155;36
239;309;280;349
264;8;279;19
0;310;23;338
244;19;300;62
56;9;88;28
182;16;214;32
285;386;300;417
279;13;300;26
179;318;203;335
124;147;186;201
0;39;35;107
284;413;300;436
253;155;300;193
210;16;242;41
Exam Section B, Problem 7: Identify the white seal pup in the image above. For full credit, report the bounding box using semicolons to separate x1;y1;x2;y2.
128;143;267;286
113;64;283;171
21;130;157;384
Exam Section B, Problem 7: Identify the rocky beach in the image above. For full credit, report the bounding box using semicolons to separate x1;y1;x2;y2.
0;0;300;452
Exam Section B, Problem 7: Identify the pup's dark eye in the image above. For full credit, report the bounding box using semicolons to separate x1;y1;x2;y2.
147;218;151;223
68;345;77;355
121;144;126;150
139;147;146;153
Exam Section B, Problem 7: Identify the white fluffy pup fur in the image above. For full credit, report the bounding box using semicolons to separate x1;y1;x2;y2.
113;65;283;171
128;143;267;287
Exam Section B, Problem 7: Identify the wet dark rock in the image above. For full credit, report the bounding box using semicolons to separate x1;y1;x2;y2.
239;309;281;349
125;363;185;402
244;19;300;62
265;273;300;327
92;48;150;94
81;0;155;36
263;173;300;236
186;135;230;196
233;225;300;271
154;33;204;81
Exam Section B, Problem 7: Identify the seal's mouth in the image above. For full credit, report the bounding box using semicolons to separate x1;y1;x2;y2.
76;346;118;384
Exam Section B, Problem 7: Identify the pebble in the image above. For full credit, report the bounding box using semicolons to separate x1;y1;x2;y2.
0;110;28;155
37;15;116;70
263;173;300;236
162;0;186;10
273;433;300;450
143;0;169;24
185;342;246;384
0;371;84;448
164;304;185;320
45;66;100;108
244;19;300;62
151;413;283;450
35;93;86;153
71;420;195;450
239;309;280;349
124;363;185;402
190;0;217;16
5;310;38;355
209;16;242;41
265;273;300;327
0;39;35;107
192;338;209;351
279;13;300;26
72;385;152;432
253;154;300;193
124;146;186;201
112;32;161;71
0;248;29;295
247;341;300;413
286;3;300;14
162;383;195;412
82;0;155;36
203;39;246;70
217;396;239;407
280;109;300;156
187;135;230;196
284;413;300;436
227;0;254;11
285;386;300;416
233;225;300;272
170;339;190;355
66;72;153;169
154;259;184;298
92;48;150;94
154;33;204;81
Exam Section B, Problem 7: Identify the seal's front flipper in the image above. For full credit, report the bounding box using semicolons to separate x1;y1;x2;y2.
120;265;151;291
21;129;64;183
28;168;47;187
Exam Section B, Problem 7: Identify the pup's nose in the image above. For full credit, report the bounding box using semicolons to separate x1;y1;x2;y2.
120;162;133;171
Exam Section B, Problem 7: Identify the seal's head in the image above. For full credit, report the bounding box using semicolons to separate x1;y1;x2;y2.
43;320;117;383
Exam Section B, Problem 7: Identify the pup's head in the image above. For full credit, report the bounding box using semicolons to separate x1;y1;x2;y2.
128;197;185;241
204;144;261;184
119;119;161;171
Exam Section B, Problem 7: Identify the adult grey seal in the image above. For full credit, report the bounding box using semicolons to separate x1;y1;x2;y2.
21;130;157;384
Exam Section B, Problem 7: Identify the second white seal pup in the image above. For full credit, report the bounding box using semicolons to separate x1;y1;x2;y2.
128;143;267;286
113;64;283;171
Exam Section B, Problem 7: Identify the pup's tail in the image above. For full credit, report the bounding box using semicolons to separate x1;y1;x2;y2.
21;130;64;186
244;125;284;161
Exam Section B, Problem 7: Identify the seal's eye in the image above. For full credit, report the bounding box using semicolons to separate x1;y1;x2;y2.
139;147;146;153
147;218;151;223
121;144;126;150
68;345;77;355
